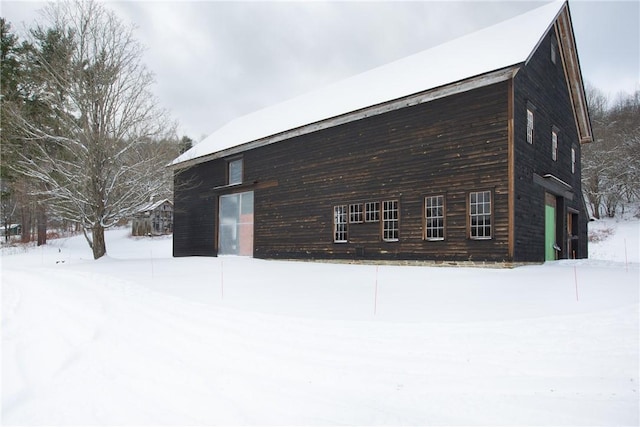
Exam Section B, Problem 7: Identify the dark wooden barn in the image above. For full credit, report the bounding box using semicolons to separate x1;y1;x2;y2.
132;199;174;237
171;1;592;263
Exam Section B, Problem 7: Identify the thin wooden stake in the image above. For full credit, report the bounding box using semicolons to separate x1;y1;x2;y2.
624;238;629;273
374;265;379;316
150;248;155;278
574;265;579;302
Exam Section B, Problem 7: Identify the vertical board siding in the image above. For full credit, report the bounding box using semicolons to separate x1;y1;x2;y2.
513;28;588;261
172;161;224;256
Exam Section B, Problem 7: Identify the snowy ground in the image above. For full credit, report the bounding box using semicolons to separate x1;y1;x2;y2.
2;219;639;426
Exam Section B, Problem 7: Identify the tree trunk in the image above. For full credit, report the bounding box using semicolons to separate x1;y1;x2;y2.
92;225;106;259
37;202;47;246
589;201;600;219
20;205;31;243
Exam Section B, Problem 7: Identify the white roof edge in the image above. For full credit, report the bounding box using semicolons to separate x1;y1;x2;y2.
555;2;593;143
172;0;565;168
523;1;566;66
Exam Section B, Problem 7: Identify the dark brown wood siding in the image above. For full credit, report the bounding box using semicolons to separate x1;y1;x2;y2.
173;82;513;261
173;160;225;256
513;27;588;261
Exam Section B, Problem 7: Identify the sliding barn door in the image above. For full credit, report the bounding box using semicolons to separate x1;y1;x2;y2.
218;191;254;256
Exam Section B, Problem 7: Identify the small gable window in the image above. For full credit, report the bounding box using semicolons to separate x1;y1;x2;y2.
551;39;557;64
571;147;576;173
552;128;559;161
526;108;535;144
228;158;243;185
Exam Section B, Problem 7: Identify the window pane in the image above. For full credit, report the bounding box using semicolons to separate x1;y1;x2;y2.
469;191;491;239
382;200;399;241
349;203;363;223
240;191;253;215
334;205;348;242
527;109;534;144
229;159;243;185
425;195;444;240
365;202;379;222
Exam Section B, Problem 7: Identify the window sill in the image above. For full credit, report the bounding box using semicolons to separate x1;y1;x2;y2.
213;182;244;191
211;180;278;193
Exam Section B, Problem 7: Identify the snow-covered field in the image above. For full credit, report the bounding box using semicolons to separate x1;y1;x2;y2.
2;219;638;426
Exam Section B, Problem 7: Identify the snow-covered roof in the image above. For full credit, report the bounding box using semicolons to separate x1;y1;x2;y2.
135;199;173;214
172;1;568;168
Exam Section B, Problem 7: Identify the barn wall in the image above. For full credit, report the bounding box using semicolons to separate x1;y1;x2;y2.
173;161;224;256
241;82;512;261
513;27;588;261
173;82;512;261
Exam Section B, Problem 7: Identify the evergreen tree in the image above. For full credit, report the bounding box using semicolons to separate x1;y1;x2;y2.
1;18;25;241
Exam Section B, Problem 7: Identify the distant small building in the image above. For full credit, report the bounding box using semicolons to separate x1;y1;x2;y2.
132;200;173;236
1;224;22;239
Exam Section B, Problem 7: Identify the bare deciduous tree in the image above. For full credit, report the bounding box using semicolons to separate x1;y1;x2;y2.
7;0;176;259
583;85;640;218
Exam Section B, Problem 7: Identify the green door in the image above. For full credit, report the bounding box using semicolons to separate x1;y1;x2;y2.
545;193;557;261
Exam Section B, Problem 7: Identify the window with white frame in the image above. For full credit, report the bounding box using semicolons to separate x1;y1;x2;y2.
571;147;576;173
425;195;445;240
349;203;363;223
552;128;558;161
334;205;348;243
469;191;492;239
365;201;380;222
526;108;535;144
382;200;399;241
228;158;243;185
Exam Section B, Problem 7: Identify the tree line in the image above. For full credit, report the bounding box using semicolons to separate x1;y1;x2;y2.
1;1;192;259
583;86;640;219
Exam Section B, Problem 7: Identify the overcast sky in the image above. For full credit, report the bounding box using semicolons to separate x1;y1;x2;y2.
2;1;639;141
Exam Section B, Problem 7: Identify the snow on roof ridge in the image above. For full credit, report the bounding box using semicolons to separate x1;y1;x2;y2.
136;198;172;213
172;0;565;167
